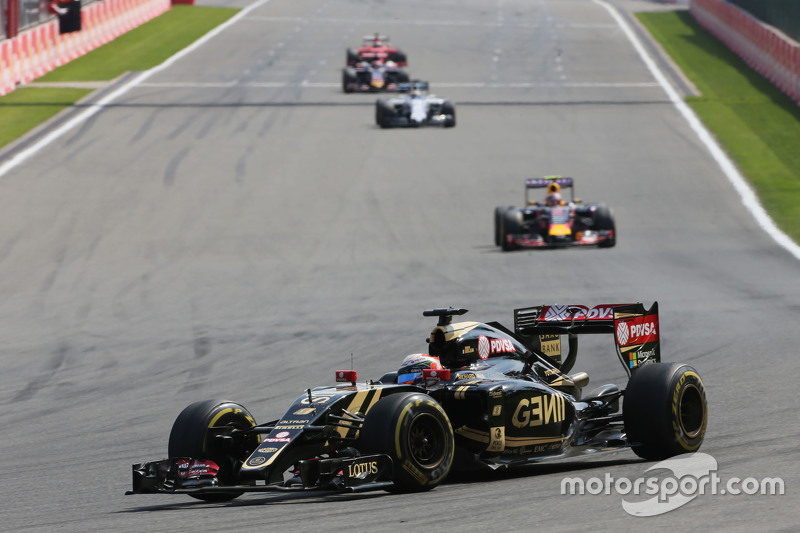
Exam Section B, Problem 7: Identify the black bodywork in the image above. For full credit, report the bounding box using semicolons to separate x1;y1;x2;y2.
128;303;707;499
342;63;410;93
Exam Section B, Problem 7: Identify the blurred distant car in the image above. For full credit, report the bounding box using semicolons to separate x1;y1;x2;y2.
495;176;616;250
343;60;410;93
375;81;456;128
346;33;407;67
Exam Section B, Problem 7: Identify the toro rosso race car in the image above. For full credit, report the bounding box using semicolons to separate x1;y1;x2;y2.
342;60;410;93
376;81;456;128
127;302;707;500
346;33;407;67
495;176;616;250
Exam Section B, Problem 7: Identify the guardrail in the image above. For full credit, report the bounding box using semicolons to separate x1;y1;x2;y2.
690;0;800;105
1;0;171;96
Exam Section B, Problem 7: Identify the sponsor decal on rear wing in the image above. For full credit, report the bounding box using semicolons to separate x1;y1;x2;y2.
525;176;573;189
514;302;660;376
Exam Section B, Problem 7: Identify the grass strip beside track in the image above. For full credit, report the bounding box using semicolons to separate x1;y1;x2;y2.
0;6;237;150
0;88;92;148
637;10;800;244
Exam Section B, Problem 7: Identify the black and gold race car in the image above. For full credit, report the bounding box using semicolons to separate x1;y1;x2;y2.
127;303;707;501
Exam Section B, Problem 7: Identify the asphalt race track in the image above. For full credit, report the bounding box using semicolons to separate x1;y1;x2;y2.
1;0;798;531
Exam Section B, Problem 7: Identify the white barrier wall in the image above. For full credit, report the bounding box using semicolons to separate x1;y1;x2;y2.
0;0;171;96
691;0;800;105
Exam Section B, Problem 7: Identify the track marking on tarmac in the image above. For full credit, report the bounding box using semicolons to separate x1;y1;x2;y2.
135;81;660;89
594;0;800;261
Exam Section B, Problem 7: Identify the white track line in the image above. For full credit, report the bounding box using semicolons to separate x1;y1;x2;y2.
594;0;800;260
0;0;273;179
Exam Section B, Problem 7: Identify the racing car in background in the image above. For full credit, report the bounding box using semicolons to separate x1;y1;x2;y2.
342;60;410;93
495;176;616;251
346;33;407;67
376;81;456;128
127;302;707;500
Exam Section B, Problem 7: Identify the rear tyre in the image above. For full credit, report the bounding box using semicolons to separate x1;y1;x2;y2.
390;50;407;65
359;392;454;492
501;208;523;251
346;48;359;66
623;363;707;460
441;100;456;128
593;204;616;248
168;399;259;502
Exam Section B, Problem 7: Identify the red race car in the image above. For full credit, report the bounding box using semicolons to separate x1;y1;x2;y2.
346;33;407;67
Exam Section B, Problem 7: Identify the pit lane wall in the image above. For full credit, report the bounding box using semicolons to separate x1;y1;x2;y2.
690;0;800;105
0;0;171;96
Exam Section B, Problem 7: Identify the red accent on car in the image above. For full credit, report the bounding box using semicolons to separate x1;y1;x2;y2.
336;370;358;383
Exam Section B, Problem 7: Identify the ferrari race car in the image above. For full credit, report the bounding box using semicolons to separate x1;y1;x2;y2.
342;60;410;93
495;176;616;250
346;33;407;67
127;302;708;500
375;81;456;128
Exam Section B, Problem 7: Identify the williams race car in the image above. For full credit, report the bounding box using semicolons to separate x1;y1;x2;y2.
346;33;407;67
127;302;707;500
495;176;616;250
375;81;456;128
342;60;410;93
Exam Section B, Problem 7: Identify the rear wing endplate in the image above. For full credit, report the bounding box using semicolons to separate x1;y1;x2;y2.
514;302;660;376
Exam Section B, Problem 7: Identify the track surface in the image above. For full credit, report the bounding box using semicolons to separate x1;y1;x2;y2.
1;0;798;531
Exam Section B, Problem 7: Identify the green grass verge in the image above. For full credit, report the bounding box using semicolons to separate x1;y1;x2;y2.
637;10;800;243
39;5;237;81
0;87;92;148
0;5;236;150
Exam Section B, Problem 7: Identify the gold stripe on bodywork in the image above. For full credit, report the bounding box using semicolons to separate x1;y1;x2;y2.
336;390;375;439
430;321;481;343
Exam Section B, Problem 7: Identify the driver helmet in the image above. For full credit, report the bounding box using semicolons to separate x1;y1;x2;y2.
545;182;562;206
397;353;442;385
372;60;383;69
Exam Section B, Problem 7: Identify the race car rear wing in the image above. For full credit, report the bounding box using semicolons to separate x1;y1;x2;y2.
514;302;660;376
525;176;574;204
398;80;429;93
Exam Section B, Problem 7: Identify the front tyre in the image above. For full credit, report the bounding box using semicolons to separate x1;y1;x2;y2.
441;100;456;128
501;208;523;251
623;363;707;460
168;399;259;502
593;204;616;248
359;392;454;492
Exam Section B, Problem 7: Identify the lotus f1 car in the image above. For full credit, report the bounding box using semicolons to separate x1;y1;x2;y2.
495;176;616;250
127;302;707;500
342;60;410;93
376;81;456;128
346;33;407;67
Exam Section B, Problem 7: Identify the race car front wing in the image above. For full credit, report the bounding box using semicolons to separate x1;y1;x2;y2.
127;453;395;496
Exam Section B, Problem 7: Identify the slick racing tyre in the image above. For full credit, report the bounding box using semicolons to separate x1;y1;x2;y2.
346;48;359;66
359;392;454;492
342;68;357;93
395;69;410;84
376;99;395;128
168;399;259;502
501;208;523;251
623;363;707;460
441;100;456;128
389;50;407;65
593;204;616;248
494;206;513;246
